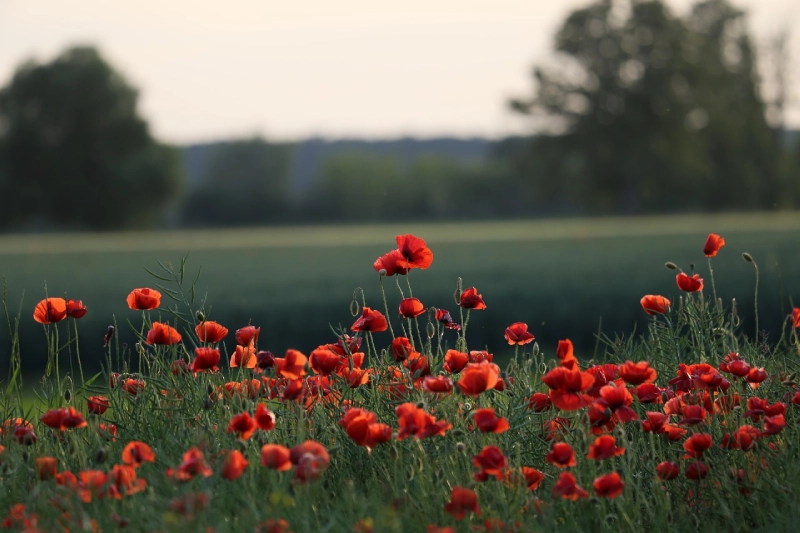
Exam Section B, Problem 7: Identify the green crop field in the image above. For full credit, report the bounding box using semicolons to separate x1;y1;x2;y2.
2;212;800;380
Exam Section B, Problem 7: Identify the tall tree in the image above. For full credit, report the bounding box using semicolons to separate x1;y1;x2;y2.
509;0;790;214
0;46;181;230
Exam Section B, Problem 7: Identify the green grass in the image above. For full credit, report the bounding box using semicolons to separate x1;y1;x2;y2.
2;212;800;380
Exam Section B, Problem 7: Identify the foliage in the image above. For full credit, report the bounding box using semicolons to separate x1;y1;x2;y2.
0;46;181;230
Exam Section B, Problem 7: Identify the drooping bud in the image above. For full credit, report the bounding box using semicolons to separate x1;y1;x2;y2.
742;252;754;263
664;262;679;270
195;310;205;322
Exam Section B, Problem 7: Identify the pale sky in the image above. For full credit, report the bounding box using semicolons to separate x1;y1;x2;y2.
1;0;798;144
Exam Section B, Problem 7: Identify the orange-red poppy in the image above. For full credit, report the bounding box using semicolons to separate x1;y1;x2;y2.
703;233;725;257
339;408;391;450
473;445;508;481
395;234;434;270
552;472;588;500
195;321;228;343
443;350;469;373
235;325;260;346
456;361;501;396
640;295;671;315
275;349;308;380
399;297;426;318
351;307;388;332
395;403;452;440
459;287;486;310
146;322;182;345
230;342;257;368
66;299;88;319
504;322;534;345
121;378;145;396
676;273;704;292
473;408;509;434
528;392;552;412
40;407;87;431
587;435;625;460
122;441;156;467
642;412;669;433
390;337;413;361
593;472;624;498
422;375;453;394
261;444;292;471
33;297;67;324
87;395;109;415
255;403;276;431
618;361;657;385
373;249;410;277
309;346;343;376
228;412;257;441
126;288;161;310
546;442;576;468
222;450;249;480
191;347;221;373
444;486;480;520
35;456;58;480
167;447;213;481
541;366;594;411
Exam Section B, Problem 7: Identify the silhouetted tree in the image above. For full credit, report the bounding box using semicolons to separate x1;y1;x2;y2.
0;46;181;230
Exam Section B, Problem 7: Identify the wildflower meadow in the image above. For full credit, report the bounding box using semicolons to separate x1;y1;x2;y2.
2;232;800;532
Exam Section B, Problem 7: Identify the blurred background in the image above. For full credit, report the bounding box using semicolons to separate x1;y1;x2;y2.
1;0;799;377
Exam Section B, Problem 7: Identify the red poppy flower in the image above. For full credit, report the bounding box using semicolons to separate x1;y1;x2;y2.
678;404;708;426
473;445;508;481
235;325;260;346
228;412;257;441
597;383;638;421
676;273;704;292
222;450;249;480
351;307;388;332
373;249;410;277
656;461;680;480
541;366;594;411
122;441;156;468
40;407;87;431
66;299;88;319
593;472;624;498
195;321;228;343
793;308;800;328
261;444;292;471
33;297;67;324
459;287;486;310
339;408;391;450
642;412;669;433
390;337;413;361
762;414;786;436
473;408;510;434
520;467;545;490
552;472;589;500
444;486;480;520
275;349;308;379
683;433;713;458
685;461;709;480
456;361;501;396
443;350;469;373
640;295;671;315
587;435;625;460
422;375;454;394
191;347;221;373
126;288;161;310
167;447;213;481
310;346;343;375
504;322;535;345
254;403;276;431
121;378;145;396
618;361;657;385
556;339;578;367
290;440;330;483
87;395;109;415
435;309;461;330
34;456;57;481
746;367;768;388
546;442;576;468
395;234;434;270
399;298;426;318
703;233;725;257
732;425;760;450
395;403;452;440
528;392;552;412
146;322;182;345
229;342;256;368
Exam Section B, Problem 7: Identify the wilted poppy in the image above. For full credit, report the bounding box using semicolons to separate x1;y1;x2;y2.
552;472;588;500
261;444;292;471
546;442;576;468
33;297;67;324
399;298;426;318
435;309;461;331
640;295;671;315
587;435;625;460
676;273;704;292
504;322;534;345
351;307;388;332
87;395;109;415
593;472;624;498
703;233;725;257
395;234;434;270
444;486;480;520
473;408;510;434
126;288;161;310
459;287;486;310
66;299;88;319
222;450;249;480
195;321;228;343
146;322;182;345
122;441;156;467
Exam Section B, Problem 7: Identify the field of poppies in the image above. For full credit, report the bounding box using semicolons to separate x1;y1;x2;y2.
2;232;800;532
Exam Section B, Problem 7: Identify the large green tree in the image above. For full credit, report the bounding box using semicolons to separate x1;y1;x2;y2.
0;46;181;230
509;0;791;215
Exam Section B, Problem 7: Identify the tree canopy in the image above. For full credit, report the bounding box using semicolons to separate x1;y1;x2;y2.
0;46;181;230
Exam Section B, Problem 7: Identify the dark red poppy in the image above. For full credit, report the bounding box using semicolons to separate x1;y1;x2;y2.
422;375;454;394
459;287;486;310
395;234;434;270
228;412;257;441
33;297;67;324
66;299;88;319
546;442;576;468
189;347;219;373
685;461;709;480
504;322;535;345
235;325;260;346
703;233;725;257
678;404;708;426
683;433;713;458
552;472;588;500
261;444;292;471
41;407;87;431
587;435;625;460
473;445;508;481
597;383;638;421
619;361;657;385
656;461;680;480
640;295;671;315
435;309;461;331
126;288;161;310
732;425;760;450
87;395;109;415
456;361;501;396
473;408;510;434
762;414;786;436
222;450;249;480
541;366;594;411
520;467;545;490
642;412;669;433
720;352;751;377
444;486;480;520
122;441;156;467
373;249;410;277
290;440;330;483
527;392;552;412
195;321;228;343
746;367;768;388
593;472;624;498
399;298;426;318
167;447;213;481
443;349;468;373
351;307;388;332
676;273;703;293
146;322;182;345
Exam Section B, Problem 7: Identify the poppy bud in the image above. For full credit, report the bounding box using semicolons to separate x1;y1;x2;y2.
664;262;679;270
426;322;435;339
196;310;205;322
95;447;107;464
103;325;115;348
456;442;466;453
463;402;472;411
532;342;540;357
203;397;214;411
350;300;359;317
742;252;754;263
64;389;71;403
22;451;29;462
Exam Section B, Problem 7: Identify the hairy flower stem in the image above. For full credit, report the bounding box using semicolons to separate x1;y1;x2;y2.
378;276;395;339
707;258;719;311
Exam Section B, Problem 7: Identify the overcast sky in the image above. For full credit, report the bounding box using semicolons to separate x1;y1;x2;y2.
1;0;798;143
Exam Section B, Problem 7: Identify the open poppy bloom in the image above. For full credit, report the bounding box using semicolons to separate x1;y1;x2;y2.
456;361;501;396
683;433;713;458
656;461;680;480
504;322;535;345
195;321;228;343
167;447;213;481
351;307;388;332
373;249;410;277
192;347;221;373
122;441;156;467
546;442;577;468
146;322;182;345
339;408;391;450
399;298;426;318
275;349;308;379
459;287;486;310
33;297;67;324
66;299;88;319
619;361;657;385
640;295;671;315
40;407;88;431
676;273;704;292
473;445;508;481
422;375;453;394
552;472;588;500
228;412;257;441
593;472;624;498
395;403;452;439
395;234;434;270
444;486;480;520
703;233;725;257
235;325;260;346
473;408;510;434
126;288;161;310
310;346;344;375
443;350;469;373
587;435;625;460
222;450;249;480
230;342;257;368
541;366;594;411
261;444;292;471
87;395;109;415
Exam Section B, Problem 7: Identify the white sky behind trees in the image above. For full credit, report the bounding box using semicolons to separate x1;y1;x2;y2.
1;0;798;143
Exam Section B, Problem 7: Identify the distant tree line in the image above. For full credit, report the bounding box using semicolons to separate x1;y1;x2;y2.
0;0;798;232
